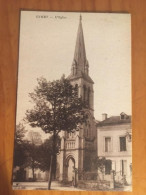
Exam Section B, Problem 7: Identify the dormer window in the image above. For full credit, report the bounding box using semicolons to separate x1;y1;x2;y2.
120;112;128;120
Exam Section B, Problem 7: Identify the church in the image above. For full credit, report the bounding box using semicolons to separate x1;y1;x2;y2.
56;15;132;187
56;16;97;182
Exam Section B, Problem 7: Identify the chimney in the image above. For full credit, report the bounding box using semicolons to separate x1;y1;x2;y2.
102;113;108;121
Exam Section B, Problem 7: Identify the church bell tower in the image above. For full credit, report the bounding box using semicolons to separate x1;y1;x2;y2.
57;15;97;182
68;15;94;115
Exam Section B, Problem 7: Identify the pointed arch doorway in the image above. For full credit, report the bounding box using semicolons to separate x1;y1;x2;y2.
66;156;75;182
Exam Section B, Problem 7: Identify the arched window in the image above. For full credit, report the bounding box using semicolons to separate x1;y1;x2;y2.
72;60;77;75
87;87;90;106
86;123;91;137
83;85;86;102
75;84;78;97
88;124;91;137
75;64;77;74
86;128;88;137
85;61;89;75
72;64;75;75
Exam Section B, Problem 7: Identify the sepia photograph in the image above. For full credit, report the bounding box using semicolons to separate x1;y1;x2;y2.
12;11;132;191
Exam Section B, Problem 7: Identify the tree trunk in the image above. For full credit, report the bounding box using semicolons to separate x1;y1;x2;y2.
48;155;53;190
32;166;35;181
48;131;56;190
53;155;57;180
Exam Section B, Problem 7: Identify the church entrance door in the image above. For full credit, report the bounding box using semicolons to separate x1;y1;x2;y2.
67;158;75;181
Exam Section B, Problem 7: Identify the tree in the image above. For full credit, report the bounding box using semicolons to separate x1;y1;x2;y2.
13;123;27;168
13;123;28;181
14;123;27;145
97;157;106;173
27;131;42;145
25;131;42;181
96;157;112;181
37;135;61;179
25;76;87;189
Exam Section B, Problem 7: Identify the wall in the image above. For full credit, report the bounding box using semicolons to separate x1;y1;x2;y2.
98;124;132;157
97;123;132;184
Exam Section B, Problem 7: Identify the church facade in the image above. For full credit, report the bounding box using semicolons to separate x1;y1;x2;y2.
56;16;97;182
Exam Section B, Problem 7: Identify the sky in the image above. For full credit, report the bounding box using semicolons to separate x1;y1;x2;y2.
16;11;131;134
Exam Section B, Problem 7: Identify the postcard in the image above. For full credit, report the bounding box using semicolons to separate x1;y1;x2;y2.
12;11;132;191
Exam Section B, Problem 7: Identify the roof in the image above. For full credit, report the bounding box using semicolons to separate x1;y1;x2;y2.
67;16;94;84
73;15;86;72
97;114;131;127
67;71;94;84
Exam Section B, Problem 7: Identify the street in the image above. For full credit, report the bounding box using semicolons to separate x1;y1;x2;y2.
13;181;85;191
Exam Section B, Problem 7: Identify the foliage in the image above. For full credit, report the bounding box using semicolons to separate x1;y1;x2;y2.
25;76;87;189
14;123;27;144
96;157;106;173
13;126;43;181
27;130;42;145
25;76;87;135
24;131;42;180
25;141;40;180
13;123;28;168
96;157;112;176
37;135;61;179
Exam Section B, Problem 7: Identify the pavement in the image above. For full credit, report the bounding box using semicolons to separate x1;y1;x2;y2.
12;181;132;191
12;181;85;191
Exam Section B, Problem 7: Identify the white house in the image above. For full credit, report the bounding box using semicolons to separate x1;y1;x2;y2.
97;112;132;185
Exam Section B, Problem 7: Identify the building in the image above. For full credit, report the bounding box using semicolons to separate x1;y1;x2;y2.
56;16;97;182
56;16;132;188
97;112;132;185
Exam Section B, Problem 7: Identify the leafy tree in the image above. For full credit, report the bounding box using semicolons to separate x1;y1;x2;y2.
24;143;40;181
14;123;27;144
25;76;87;189
37;135;61;179
13;123;27;168
27;130;42;145
13;123;28;181
96;157;106;173
96;157;112;180
25;131;42;181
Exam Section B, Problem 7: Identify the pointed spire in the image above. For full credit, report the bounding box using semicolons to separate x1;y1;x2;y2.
73;15;87;74
80;14;82;22
68;15;94;84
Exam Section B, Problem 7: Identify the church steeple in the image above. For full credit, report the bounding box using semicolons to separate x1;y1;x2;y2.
68;15;93;84
73;15;87;74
